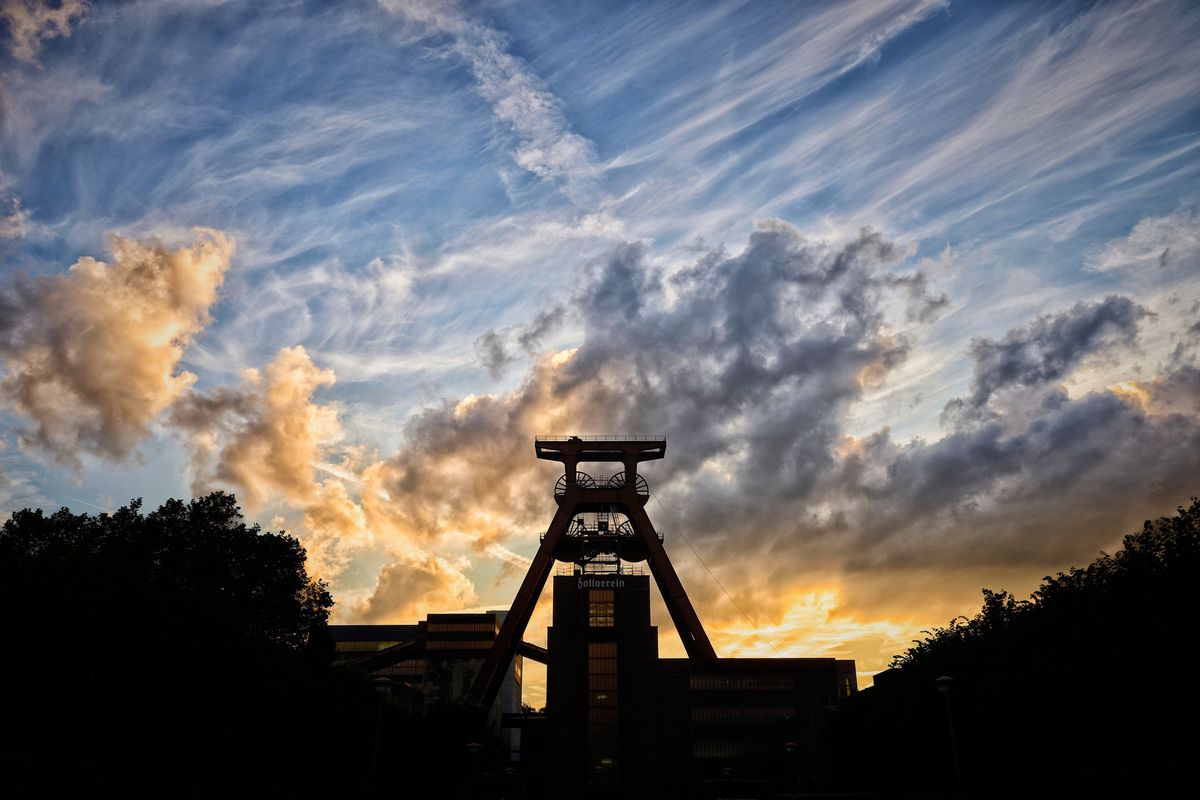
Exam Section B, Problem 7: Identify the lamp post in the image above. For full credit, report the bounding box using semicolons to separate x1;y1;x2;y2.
466;741;483;800
370;676;394;798
503;765;516;800
935;675;963;799
784;741;799;798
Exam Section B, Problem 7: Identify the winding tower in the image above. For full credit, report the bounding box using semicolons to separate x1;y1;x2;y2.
468;436;716;709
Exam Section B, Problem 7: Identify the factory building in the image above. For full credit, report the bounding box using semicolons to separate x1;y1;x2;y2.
343;437;855;798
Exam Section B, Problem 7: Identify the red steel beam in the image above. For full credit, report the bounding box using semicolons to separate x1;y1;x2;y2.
628;504;717;661
468;503;573;708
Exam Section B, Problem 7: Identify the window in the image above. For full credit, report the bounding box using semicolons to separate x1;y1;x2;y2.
692;741;746;758
425;639;493;650
588;707;617;724
689;674;792;691
588;642;617;678
334;640;401;652
427;622;497;633
588;642;618;730
589;674;617;690
691;706;793;722
588;589;614;627
377;659;424;677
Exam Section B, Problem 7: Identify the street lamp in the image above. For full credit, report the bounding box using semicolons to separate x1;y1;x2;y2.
370;676;394;798
503;765;517;800
935;675;963;799
784;741;799;798
466;741;484;799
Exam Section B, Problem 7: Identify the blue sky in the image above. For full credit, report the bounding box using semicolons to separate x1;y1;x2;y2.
2;0;1199;694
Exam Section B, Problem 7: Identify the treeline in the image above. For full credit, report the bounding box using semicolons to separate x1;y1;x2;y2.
827;497;1200;797
6;489;1198;796
0;493;385;796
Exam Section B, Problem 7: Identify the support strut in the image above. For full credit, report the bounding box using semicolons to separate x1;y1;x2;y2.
470;436;716;711
628;504;716;660
468;504;573;709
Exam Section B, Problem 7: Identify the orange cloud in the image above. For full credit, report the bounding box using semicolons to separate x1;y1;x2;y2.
354;554;479;623
172;346;339;510
0;229;234;466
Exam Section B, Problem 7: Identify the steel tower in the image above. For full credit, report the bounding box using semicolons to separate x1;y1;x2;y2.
468;436;716;709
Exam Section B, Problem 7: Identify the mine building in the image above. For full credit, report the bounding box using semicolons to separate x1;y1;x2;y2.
335;436;855;798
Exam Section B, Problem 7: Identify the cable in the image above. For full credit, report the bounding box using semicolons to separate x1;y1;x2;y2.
651;493;784;657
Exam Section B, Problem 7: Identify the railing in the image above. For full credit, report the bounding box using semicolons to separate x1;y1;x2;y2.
555;563;648;576
536;434;663;442
543;524;663;542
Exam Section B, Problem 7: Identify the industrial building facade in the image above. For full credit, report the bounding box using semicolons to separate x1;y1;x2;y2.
334;437;855;798
331;612;526;735
544;569;855;798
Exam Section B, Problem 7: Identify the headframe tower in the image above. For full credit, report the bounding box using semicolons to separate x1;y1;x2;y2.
469;436;716;709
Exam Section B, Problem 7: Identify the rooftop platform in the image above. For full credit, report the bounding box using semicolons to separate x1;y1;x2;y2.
535;435;665;463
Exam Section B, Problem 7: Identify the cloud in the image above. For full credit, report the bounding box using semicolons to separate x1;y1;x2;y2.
474;304;565;378
380;0;600;201
354;553;478;623
330;219;1200;648
941;295;1150;423
1086;209;1200;273
296;464;483;621
0;229;234;466
0;0;89;65
882;272;949;323
355;220;935;584
831;372;1200;579
0;177;28;239
171;346;339;510
0;442;44;513
299;476;372;578
169;347;493;615
212;221;929;624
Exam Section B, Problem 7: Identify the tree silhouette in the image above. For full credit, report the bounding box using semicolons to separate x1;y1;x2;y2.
0;493;370;795
827;497;1200;797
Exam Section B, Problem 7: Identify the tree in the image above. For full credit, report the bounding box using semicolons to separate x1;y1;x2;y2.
827;497;1200;796
0;493;362;795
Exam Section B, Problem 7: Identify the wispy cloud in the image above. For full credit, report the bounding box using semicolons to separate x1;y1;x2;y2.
1086;209;1200;274
2;0;1199;686
0;176;27;239
380;0;600;202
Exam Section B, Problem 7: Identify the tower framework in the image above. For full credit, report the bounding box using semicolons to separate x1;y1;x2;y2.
468;436;716;709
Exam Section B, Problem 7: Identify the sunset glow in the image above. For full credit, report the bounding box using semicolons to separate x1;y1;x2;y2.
3;0;1199;707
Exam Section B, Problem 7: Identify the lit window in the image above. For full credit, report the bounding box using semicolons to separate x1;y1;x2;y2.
589;589;614;627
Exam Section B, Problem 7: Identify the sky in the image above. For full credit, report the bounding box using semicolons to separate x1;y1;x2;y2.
2;0;1199;702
